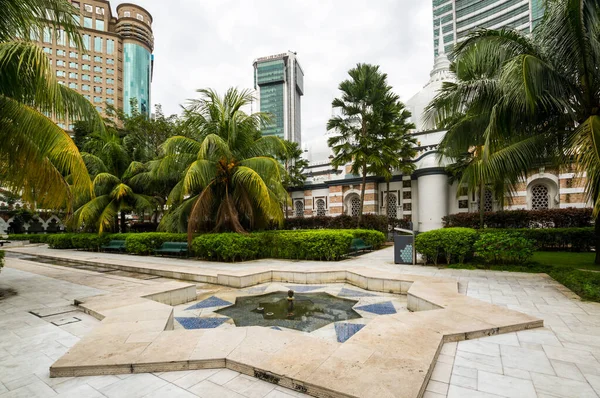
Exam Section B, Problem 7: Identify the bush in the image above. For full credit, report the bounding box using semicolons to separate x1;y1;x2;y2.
7;233;51;243
263;230;354;261
349;229;386;249
193;233;261;262
124;233;187;255
47;234;77;249
415;228;478;265
481;228;595;252
443;208;592;229
0;250;4;270
473;232;535;264
70;234;112;251
282;214;411;235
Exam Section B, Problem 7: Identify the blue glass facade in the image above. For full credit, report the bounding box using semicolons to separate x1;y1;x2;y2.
123;43;151;115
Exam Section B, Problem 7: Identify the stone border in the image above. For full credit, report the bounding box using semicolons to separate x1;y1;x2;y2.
46;260;543;398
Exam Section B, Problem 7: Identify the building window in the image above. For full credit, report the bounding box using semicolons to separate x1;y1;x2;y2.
82;84;90;91
82;64;91;71
68;72;78;79
106;98;114;105
72;1;80;9
56;49;66;57
57;30;66;46
56;70;66;77
43;47;52;54
402;180;411;188
403;191;412;200
69;62;78;69
56;60;66;67
68;82;78;89
83;94;91;100
94;36;102;53
84;4;93;12
106;88;114;95
94;76;103;83
95;106;103;113
69;51;78;59
82;34;90;50
43;27;52;43
315;199;326;217
82;74;90;81
106;78;114;85
58;80;65;85
483;190;494;212
70;38;77;48
83;17;92;28
96;6;105;15
82;54;91;61
29;27;39;41
106;39;115;55
106;58;114;65
94;86;102;93
136;14;144;21
93;96;102;103
531;184;550;210
295;201;304;218
93;66;102;73
107;68;114;75
387;194;398;219
94;56;102;63
96;19;105;31
124;11;131;17
350;197;361;217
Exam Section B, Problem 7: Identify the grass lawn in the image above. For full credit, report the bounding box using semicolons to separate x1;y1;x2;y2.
448;251;600;302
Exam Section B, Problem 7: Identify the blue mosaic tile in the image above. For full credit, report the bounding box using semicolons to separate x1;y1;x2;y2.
270;326;282;331
286;285;322;293
400;244;413;264
175;317;229;329
185;296;232;311
338;288;378;298
334;322;366;343
355;301;397;315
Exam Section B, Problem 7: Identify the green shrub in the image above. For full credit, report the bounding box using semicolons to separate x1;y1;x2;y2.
7;233;50;243
265;230;354;261
474;232;535;264
192;233;261;262
349;229;386;249
479;228;595;252
415;228;478;265
444;208;592;229
71;234;111;251
282;214;411;236
47;234;77;249
0;250;4;270
124;233;187;255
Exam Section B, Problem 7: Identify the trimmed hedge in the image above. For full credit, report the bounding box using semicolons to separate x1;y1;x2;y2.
125;233;187;255
192;233;263;262
47;234;78;249
282;214;411;235
0;250;4;270
415;228;478;265
480;228;595;252
474;232;535;264
443;208;592;229
7;234;50;243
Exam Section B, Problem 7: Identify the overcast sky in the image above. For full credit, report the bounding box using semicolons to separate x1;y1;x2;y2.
111;0;434;145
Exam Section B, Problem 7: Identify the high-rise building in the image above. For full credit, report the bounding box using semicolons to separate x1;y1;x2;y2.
36;0;154;128
253;52;304;145
432;0;544;56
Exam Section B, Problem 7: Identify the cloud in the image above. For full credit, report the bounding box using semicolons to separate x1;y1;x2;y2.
111;0;434;144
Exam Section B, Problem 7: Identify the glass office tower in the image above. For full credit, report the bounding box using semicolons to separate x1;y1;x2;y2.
432;0;544;56
123;43;152;115
253;52;304;145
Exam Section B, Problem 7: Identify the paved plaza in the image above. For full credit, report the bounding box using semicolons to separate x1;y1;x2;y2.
1;246;600;397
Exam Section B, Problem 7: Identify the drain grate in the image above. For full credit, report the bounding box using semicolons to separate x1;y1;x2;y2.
30;305;79;318
51;316;81;326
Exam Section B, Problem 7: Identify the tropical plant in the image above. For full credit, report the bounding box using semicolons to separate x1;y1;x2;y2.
157;88;288;239
278;141;308;218
0;0;103;211
327;63;398;226
72;129;154;232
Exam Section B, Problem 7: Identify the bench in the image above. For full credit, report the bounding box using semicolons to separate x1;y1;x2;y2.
350;238;372;254
154;242;188;256
101;240;126;252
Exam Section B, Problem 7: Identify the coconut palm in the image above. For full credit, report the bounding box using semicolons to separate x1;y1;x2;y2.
278;141;309;219
72;129;153;233
157;88;288;239
0;0;103;210
427;0;600;261
327;63;395;226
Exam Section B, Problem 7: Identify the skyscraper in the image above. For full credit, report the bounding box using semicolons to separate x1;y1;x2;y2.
432;0;544;56
253;52;304;145
35;0;154;128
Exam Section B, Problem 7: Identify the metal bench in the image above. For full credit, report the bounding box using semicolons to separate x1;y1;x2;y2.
350;238;373;254
101;240;126;252
154;242;188;256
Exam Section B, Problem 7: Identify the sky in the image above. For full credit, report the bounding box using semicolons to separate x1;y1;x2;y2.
111;0;434;148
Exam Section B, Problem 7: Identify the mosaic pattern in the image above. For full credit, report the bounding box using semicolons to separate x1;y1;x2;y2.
532;184;549;210
400;244;413;264
175;317;229;329
286;285;322;293
338;288;377;298
334;322;366;343
271;326;282;331
185;296;232;311
355;301;397;315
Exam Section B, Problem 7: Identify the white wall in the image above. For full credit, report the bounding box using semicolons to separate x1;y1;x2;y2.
417;174;449;232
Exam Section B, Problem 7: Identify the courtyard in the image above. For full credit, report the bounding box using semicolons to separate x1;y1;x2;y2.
0;246;599;397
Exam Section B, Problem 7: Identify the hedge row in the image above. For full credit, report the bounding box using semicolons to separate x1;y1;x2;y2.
282;214;411;235
7;234;51;243
0;250;4;270
45;229;386;262
480;228;595;252
443;208;592;229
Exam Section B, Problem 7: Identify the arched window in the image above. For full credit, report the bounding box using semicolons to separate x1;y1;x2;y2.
387;194;398;219
294;201;304;218
350;197;361;217
531;184;549;210
315;199;326;216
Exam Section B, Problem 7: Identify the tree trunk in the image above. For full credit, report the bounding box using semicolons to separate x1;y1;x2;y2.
479;180;485;229
595;218;600;264
120;211;126;233
113;215;119;233
285;190;290;220
386;179;391;230
359;163;367;228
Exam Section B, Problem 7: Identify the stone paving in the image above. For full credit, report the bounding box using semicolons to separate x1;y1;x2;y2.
3;246;600;397
0;262;310;398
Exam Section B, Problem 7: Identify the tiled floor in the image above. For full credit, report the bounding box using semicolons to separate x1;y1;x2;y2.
3;248;600;397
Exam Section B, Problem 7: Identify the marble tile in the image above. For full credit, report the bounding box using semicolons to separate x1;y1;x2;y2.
531;372;599;398
477;370;536;398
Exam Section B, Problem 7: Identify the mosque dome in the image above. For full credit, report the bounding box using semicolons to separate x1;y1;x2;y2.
406;26;455;132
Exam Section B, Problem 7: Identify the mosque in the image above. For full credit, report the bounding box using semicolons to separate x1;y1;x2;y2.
293;37;589;232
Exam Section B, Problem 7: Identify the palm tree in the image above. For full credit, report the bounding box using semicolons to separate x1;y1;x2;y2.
157;88;288;239
72;129;153;233
0;0;103;211
427;0;600;262
327;63;394;226
279;141;309;219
